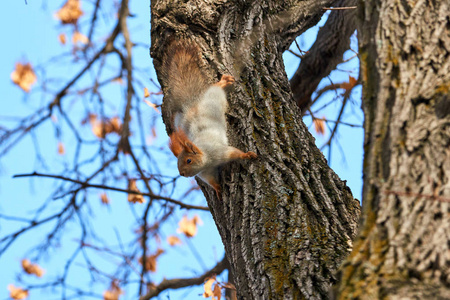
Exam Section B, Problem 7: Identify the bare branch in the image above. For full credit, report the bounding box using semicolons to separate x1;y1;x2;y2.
308;116;363;128
13;172;209;211
139;256;228;300
320;92;349;151
272;1;335;51
290;0;357;112
323;6;357;10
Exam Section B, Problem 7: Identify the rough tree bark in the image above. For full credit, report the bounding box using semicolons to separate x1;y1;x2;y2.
151;1;360;299
336;0;450;299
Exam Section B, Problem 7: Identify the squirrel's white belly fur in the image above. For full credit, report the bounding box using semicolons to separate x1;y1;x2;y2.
175;85;230;168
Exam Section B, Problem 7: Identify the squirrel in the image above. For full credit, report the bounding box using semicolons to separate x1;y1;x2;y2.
161;40;257;197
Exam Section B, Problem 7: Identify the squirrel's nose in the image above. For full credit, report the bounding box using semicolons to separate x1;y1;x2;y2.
180;172;184;176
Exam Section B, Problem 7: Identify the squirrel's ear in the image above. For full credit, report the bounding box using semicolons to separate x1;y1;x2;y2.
169;133;183;157
184;140;202;155
170;128;201;155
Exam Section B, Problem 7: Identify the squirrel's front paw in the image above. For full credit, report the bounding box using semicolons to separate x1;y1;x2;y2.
242;151;257;160
215;75;235;88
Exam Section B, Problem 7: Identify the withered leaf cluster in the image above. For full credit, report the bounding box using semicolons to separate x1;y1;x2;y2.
55;0;83;25
85;114;123;139
103;280;123;300
313;118;326;136
127;179;145;204
139;248;164;272
10;63;37;93
203;276;222;300
21;259;45;277
167;235;182;246
8;260;45;299
177;215;203;238
8;285;29;300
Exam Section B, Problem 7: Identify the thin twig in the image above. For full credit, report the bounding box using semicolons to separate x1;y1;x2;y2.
307;117;363;128
13;172;209;211
320;96;348;151
286;49;305;59
323;6;357;10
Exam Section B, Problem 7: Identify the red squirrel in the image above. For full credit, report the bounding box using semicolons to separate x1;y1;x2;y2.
162;40;257;197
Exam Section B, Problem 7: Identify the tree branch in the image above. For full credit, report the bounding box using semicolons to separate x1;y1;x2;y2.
290;0;357;112
273;1;336;51
323;6;357;10
139;256;228;300
13;172;209;211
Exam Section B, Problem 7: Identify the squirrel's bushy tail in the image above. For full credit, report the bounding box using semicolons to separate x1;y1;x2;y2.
161;40;209;114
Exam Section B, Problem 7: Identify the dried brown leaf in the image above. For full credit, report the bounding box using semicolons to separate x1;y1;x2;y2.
57;142;65;155
103;287;123;300
72;31;89;45
21;259;45;277
177;215;202;238
8;285;28;300
144;87;150;98
127;179;144;204
58;33;67;45
213;284;222;300
56;0;83;25
91;121;105;138
103;280;123;300
103;291;118;300
167;235;182;246
340;76;357;92
90;116;122;139
203;277;215;298
313;118;326;136
100;193;110;205
11;62;37;93
109;117;122;134
81;113;97;125
139;248;164;272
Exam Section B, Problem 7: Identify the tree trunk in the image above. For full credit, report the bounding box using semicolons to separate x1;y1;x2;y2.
336;0;450;298
151;1;360;299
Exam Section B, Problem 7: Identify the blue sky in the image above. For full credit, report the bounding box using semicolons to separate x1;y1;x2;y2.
0;1;363;299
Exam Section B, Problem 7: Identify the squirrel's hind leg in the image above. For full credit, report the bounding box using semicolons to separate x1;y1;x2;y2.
199;169;222;200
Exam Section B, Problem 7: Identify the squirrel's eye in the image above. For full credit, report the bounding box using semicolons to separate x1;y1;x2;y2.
187;159;192;164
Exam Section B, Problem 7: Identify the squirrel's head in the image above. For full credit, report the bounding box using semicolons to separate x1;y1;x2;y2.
169;129;204;177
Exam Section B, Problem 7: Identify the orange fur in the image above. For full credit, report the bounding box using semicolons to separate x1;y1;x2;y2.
169;128;203;157
226;147;258;160
169;132;183;157
213;74;235;88
200;171;222;200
